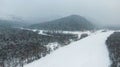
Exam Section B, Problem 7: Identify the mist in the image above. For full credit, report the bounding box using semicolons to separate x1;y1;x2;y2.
0;0;120;25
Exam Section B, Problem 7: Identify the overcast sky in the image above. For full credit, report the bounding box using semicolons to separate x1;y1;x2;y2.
0;0;120;25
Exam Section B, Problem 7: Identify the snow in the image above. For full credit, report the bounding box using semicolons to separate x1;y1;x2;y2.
45;42;60;51
24;31;114;67
38;30;49;36
36;30;93;39
19;28;93;38
61;31;92;39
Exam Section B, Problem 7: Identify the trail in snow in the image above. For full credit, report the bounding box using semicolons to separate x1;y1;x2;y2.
24;31;113;67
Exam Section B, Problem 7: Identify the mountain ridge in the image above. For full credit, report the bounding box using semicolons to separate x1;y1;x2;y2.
29;15;95;31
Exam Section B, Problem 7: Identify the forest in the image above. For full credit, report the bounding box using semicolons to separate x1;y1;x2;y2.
0;28;78;67
106;32;120;67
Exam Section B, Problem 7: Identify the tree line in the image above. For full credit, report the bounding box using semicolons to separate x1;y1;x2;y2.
106;32;120;67
0;28;78;67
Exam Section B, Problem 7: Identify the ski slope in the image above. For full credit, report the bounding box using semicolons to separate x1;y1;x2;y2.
24;31;113;67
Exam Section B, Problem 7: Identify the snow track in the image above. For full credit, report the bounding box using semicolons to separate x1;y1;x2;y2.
25;31;113;67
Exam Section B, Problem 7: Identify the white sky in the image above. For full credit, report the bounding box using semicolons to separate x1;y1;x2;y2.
0;0;120;25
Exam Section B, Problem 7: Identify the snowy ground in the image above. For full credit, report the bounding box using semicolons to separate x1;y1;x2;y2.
20;28;92;38
24;31;114;67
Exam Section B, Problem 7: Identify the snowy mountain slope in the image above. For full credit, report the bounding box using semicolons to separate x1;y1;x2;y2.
24;31;113;67
29;15;95;31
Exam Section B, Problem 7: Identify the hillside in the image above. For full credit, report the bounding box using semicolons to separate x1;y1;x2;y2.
24;31;113;67
0;28;80;67
0;20;28;28
106;32;120;67
29;15;95;31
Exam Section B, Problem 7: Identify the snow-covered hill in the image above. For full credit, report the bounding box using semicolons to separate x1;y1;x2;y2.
24;31;113;67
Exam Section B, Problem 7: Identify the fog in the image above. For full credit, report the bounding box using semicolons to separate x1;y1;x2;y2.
0;0;120;25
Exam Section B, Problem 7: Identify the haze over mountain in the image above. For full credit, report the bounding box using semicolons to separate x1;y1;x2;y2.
29;15;95;31
1;0;120;25
0;0;120;67
0;19;28;28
